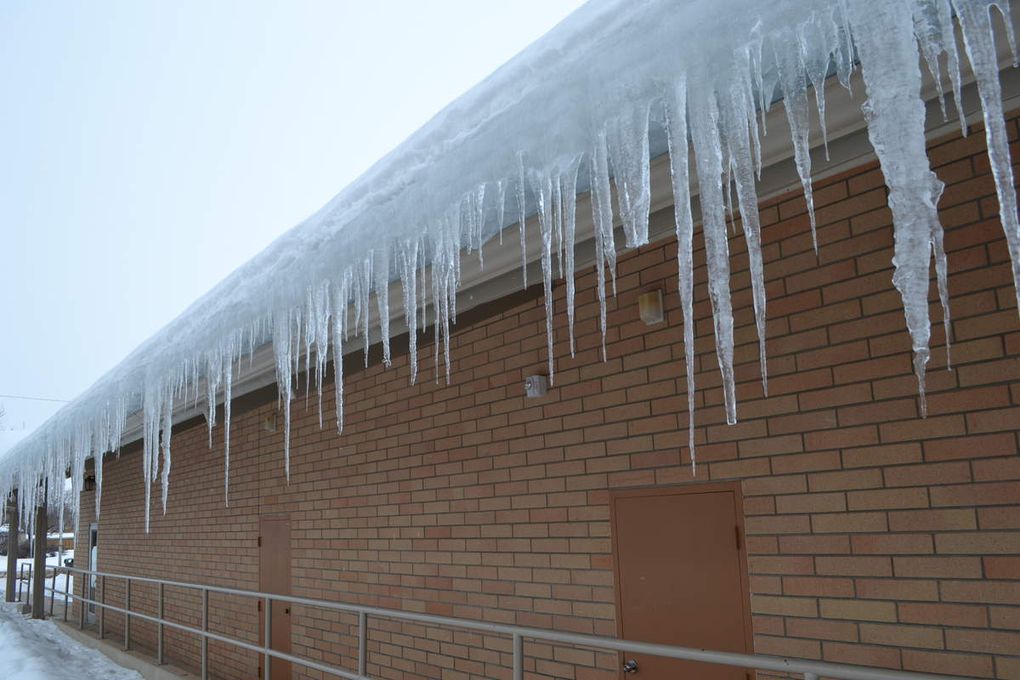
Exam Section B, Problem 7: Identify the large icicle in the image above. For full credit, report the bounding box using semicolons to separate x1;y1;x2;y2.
560;157;582;357
847;0;947;415
690;83;738;425
665;75;699;468
532;173;557;384
332;274;350;433
590;131;618;361
775;35;820;253
955;1;1020;320
608;102;653;247
724;59;770;395
273;314;294;479
223;354;233;505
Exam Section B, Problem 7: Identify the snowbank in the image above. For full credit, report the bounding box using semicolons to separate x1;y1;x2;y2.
0;602;140;680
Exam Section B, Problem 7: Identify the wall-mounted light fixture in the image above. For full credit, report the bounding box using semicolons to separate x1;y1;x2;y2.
638;290;664;325
525;375;548;398
263;413;278;433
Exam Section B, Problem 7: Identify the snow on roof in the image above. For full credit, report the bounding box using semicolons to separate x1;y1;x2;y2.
2;0;1019;535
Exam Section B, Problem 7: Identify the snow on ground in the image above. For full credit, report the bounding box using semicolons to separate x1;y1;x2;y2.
0;602;140;680
0;552;74;604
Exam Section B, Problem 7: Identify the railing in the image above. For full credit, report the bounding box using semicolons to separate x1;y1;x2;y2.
47;565;972;680
16;562;31;603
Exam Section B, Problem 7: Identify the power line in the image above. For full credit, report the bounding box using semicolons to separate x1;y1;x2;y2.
0;393;70;404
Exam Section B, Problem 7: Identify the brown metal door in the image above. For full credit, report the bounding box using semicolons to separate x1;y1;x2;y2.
259;516;291;680
611;483;752;679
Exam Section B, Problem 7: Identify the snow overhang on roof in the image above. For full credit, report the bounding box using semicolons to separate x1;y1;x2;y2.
3;0;1020;534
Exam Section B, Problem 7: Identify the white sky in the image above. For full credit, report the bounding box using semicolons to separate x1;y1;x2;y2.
0;1;587;443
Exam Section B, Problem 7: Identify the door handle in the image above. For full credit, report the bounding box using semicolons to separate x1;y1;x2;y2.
623;659;639;673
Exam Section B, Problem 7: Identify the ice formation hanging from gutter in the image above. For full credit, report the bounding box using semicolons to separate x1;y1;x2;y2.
2;0;1019;535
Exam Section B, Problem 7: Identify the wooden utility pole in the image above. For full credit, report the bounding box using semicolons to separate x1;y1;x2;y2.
31;486;46;618
4;490;17;602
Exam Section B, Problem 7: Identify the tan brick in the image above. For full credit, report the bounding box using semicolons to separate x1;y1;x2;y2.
860;623;944;649
820;599;897;622
902;650;995;678
751;594;818;617
888;508;977;532
812;512;888;533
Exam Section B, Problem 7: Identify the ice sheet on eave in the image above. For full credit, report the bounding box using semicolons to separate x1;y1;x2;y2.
3;0;1020;536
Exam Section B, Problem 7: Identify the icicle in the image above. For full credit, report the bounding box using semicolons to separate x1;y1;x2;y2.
724;78;770;395
665;75;698;469
331;275;350;433
799;20;831;159
590;134;615;362
689;83;738;425
775;38;819;253
553;176;564;279
94;449;103;519
592;129;618;297
496;179;507;246
358;259;372;368
474;184;487;268
517;155;529;288
206;351;221;448
916;0;951;120
273;314;294;479
532;173;557;384
608;101;653;247
743;35;765;177
954;0;1020;322
160;391;173;515
311;283;331;428
560;157;581;357
847;0;947;416
304;291;314;408
400;240;420;384
223;353;233;505
374;250;392;368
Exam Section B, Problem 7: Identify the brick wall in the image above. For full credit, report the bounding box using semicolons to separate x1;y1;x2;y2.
76;111;1020;680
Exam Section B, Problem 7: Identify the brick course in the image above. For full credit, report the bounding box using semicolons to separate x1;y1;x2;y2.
75;111;1020;680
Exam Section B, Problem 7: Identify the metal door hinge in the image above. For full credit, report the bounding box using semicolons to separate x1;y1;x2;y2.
735;525;742;551
257;536;262;547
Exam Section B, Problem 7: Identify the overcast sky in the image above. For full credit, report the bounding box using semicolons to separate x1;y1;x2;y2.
0;0;586;443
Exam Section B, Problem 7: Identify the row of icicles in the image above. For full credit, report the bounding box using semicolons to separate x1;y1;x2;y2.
3;0;1020;537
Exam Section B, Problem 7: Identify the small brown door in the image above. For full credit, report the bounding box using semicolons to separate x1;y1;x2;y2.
259;516;291;680
611;483;752;679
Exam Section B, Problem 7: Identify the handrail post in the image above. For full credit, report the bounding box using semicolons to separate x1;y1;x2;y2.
513;633;523;680
157;582;165;665
358;611;367;677
264;596;272;680
805;674;818;680
18;563;28;603
63;567;70;622
49;566;57;616
78;570;85;629
201;588;209;680
99;575;106;639
124;578;131;651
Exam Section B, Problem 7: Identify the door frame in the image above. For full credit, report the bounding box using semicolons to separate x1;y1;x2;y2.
608;481;755;674
87;522;98;621
258;513;292;680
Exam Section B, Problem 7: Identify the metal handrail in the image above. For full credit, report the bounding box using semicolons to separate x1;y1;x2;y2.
47;565;973;680
17;562;31;603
